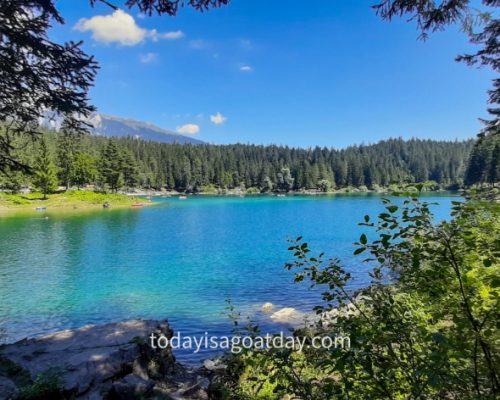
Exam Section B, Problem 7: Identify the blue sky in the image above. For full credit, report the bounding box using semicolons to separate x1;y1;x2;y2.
52;0;494;147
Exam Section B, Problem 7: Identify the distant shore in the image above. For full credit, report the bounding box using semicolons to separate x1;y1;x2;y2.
0;190;151;215
0;185;460;215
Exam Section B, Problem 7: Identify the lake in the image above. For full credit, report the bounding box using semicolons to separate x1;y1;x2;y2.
0;193;460;363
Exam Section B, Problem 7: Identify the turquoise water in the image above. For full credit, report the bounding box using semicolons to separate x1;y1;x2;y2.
0;193;459;363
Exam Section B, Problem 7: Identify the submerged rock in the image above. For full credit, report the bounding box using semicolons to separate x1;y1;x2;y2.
261;302;274;313
270;307;306;325
0;319;210;399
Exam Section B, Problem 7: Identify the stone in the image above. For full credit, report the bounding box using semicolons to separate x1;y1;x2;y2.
261;302;274;313
109;374;154;399
270;307;306;325
0;319;175;398
202;358;226;371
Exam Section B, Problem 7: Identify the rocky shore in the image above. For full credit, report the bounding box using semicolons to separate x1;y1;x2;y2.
0;320;214;400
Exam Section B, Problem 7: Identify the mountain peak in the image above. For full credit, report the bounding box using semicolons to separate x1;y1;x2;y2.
88;114;204;144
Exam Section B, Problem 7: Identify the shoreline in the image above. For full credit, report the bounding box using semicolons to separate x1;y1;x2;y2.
0;190;152;216
0;188;461;216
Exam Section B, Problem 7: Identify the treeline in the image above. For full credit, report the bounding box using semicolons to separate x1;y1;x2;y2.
0;130;474;194
465;131;500;186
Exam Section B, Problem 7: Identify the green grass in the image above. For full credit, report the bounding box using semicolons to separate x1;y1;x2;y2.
0;190;145;211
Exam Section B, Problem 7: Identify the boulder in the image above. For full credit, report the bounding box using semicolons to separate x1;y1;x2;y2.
0;319;175;398
109;374;154;399
270;307;306;325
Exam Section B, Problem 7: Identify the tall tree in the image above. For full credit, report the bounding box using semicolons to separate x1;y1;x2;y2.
72;153;97;189
33;138;58;199
488;143;500;185
57;134;80;190
0;1;98;173
99;140;123;192
373;1;499;185
0;0;229;174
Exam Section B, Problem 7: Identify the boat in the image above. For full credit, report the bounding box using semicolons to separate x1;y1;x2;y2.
35;206;47;211
131;203;145;208
179;195;188;200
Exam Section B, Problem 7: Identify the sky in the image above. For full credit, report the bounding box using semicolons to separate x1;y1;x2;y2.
51;0;495;148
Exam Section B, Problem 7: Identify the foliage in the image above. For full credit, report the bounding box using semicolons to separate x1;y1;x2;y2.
465;131;500;186
90;0;230;16
32;139;58;199
57;134;80;190
72;153;97;189
0;0;97;173
0;131;474;193
98;140;124;192
218;193;500;399
373;1;500;187
0;0;231;174
17;370;63;400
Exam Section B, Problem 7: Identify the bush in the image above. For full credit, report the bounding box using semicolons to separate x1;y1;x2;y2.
219;194;500;399
17;370;62;400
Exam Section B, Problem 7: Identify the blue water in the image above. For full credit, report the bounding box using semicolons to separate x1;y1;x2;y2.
0;193;459;363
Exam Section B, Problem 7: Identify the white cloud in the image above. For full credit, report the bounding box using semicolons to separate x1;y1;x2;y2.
156;30;184;40
210;112;227;125
139;52;158;64
74;10;184;46
240;65;253;72
177;124;200;135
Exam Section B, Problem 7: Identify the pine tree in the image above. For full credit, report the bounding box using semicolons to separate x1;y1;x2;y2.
99;140;123;192
488;143;500;186
72;153;97;189
121;149;139;190
33;138;58;199
57;133;79;190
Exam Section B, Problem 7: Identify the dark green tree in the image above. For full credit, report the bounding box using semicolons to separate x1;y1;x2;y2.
0;1;97;173
32;139;58;199
121;149;139;190
488;143;500;185
72;153;97;189
57;134;80;190
99;141;123;192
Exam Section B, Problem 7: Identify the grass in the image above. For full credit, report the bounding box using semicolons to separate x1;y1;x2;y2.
0;190;146;213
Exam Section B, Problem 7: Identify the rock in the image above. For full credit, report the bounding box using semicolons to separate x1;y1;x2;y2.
172;376;210;400
261;302;274;313
202;358;226;371
109;374;154;399
270;307;306;325
0;376;17;399
0;319;175;398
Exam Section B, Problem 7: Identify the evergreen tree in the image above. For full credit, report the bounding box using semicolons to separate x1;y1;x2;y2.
488;143;500;185
121;149;139;190
72;153;97;189
32;138;58;199
57;133;79;189
99;140;123;192
277;167;294;192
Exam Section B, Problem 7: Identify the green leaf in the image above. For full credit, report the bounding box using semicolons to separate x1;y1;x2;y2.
354;247;365;255
387;205;398;213
360;234;367;244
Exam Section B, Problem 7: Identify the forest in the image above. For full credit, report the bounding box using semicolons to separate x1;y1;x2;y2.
0;130;476;194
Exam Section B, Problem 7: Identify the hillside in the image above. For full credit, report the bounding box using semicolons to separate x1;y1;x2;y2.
87;114;205;145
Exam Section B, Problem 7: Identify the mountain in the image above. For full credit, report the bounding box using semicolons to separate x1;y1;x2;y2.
86;114;205;144
39;113;204;144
